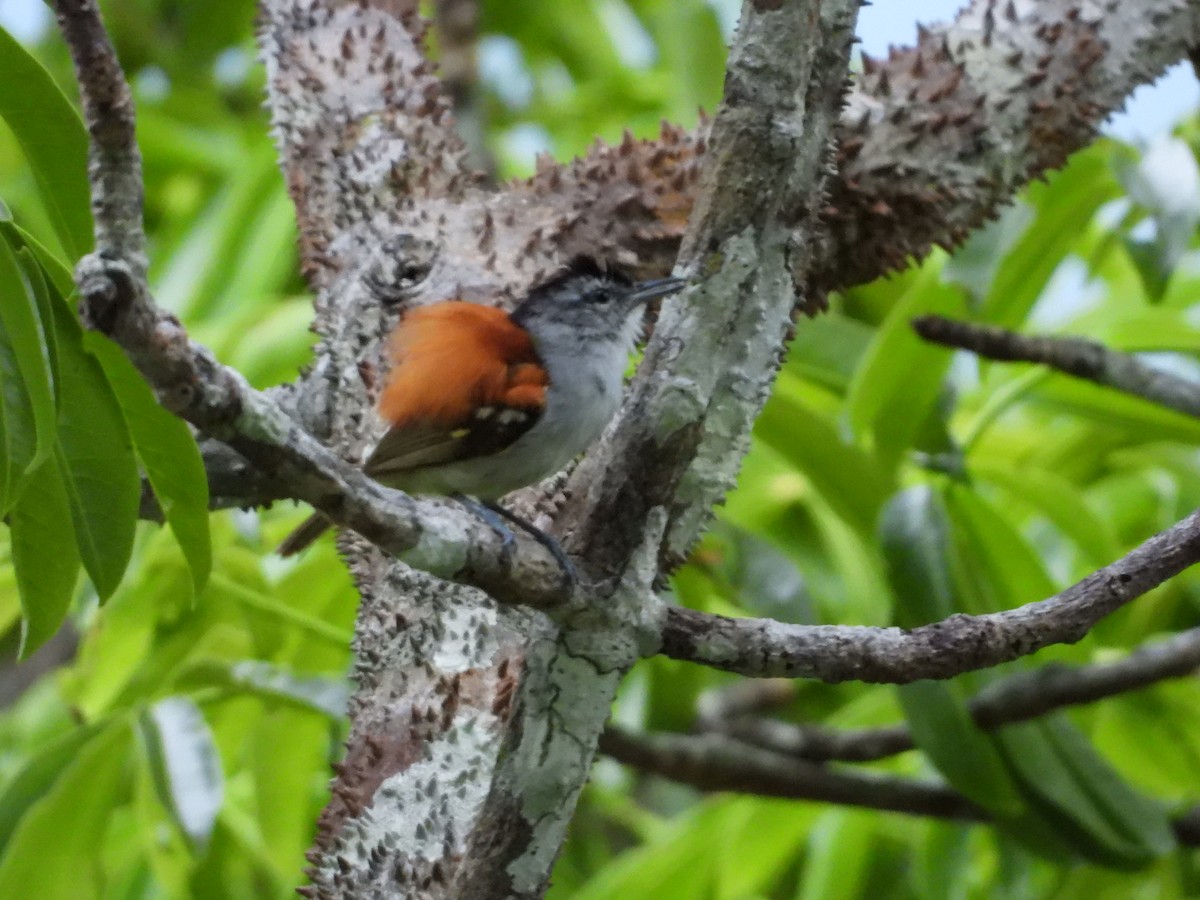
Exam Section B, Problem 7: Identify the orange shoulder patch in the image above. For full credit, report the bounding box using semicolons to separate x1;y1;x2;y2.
377;301;547;428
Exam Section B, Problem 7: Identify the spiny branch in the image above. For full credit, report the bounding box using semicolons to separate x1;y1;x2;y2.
54;0;576;611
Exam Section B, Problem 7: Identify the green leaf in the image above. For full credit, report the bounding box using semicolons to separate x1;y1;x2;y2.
995;718;1174;869
0;721;129;900
1041;717;1176;858
878;486;957;627
981;147;1120;328
897;680;1025;815
880;488;1027;815
9;456;81;657
714;798;814;899
0;27;92;260
13;248;61;408
84;333;211;592
794;809;875;900
943;485;1057;613
0;722;104;854
844;257;967;466
0;246;39;513
785;313;875;394
0;233;56;472
0;220;76;297
50;304;139;600
250;709;332;877
1033;376;1200;446
755;389;890;536
971;460;1120;567
138;696;224;850
1097;309;1200;354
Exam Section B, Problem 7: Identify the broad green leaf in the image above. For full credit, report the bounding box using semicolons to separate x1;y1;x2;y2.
84;333;211;592
880;488;1026;815
1097;310;1200;354
565;798;730;900
981;147;1120;328
0;245;38;513
50;303;139;600
251;709;332;877
944;485;1057;612
971;460;1119;567
898;680;1025;816
0;234;55;471
844;257;967;465
1032;376;1200;445
878;486;956;627
151;146;284;317
0;220;75;296
0;722;104;853
0;27;92;260
9;456;81;657
755;389;890;536
714;799;814;899
138;696;224;850
1042;716;1175;858
0;721;129;900
995;718;1174;869
795;809;875;900
1094;680;1200;799
785;313;875;394
910;822;973;900
220;297;317;390
14;248;60;407
129;758;193;898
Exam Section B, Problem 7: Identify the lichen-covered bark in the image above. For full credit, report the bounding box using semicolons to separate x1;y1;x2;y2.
255;2;712;896
252;0;1200;897
259;0;860;893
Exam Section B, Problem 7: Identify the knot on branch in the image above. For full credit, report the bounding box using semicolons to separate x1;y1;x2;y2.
76;253;139;334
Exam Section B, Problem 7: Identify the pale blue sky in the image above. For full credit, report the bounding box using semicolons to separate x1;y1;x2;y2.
3;0;1194;143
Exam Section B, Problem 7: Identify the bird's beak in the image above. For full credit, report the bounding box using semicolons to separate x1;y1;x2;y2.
629;277;686;305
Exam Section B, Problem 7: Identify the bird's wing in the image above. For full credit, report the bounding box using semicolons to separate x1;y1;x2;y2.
364;303;547;478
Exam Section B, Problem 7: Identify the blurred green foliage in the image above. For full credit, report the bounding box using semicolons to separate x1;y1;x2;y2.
1;0;1199;897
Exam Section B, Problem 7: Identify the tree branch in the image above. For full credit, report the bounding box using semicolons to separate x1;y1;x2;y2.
258;0;864;892
503;1;1200;305
660;509;1200;681
913;315;1200;419
601;726;1200;847
54;0;581;611
164;3;1200;521
600;726;985;820
713;627;1200;763
815;0;1200;294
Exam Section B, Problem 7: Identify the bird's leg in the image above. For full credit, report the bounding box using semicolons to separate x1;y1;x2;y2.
453;495;576;588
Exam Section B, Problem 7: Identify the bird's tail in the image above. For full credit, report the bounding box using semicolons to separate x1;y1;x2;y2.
277;513;332;557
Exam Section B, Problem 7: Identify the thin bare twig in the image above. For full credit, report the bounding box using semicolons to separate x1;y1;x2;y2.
660;509;1200;681
599;726;985;821
713;628;1200;763
601;726;1200;847
913;315;1200;419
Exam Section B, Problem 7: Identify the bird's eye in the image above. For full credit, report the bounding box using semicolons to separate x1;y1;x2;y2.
584;288;610;304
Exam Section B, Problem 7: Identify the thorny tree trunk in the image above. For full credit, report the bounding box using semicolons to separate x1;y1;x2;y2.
244;1;1199;897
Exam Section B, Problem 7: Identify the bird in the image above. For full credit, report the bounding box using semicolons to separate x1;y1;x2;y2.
277;256;685;559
